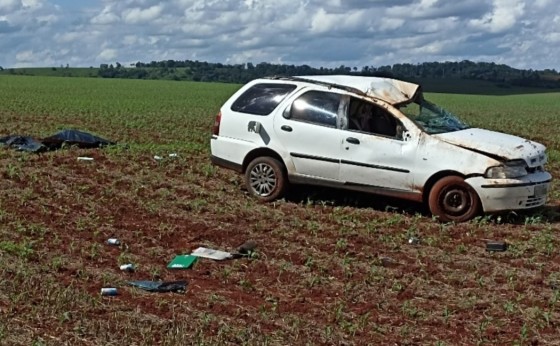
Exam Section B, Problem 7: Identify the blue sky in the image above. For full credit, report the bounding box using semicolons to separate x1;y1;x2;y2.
0;0;559;70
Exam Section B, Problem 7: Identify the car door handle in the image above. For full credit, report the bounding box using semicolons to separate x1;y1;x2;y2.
281;125;292;132
346;137;360;145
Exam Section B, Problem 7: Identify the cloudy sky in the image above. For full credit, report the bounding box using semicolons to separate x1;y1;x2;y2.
1;0;559;70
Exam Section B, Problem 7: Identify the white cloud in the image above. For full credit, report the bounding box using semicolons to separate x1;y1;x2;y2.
0;0;19;11
0;0;558;71
97;48;118;61
15;49;35;62
469;0;525;33
311;8;370;34
91;6;120;25
21;0;42;8
122;5;163;24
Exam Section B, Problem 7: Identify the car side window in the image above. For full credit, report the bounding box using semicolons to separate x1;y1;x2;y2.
347;97;402;139
284;90;340;128
231;83;297;116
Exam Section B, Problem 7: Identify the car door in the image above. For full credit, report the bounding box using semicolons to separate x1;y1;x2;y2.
339;97;417;191
273;89;345;181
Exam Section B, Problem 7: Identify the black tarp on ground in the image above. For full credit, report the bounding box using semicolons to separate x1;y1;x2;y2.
0;135;47;152
42;129;116;150
127;280;188;293
0;129;115;153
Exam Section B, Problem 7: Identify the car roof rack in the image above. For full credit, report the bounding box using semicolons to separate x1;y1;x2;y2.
265;75;367;97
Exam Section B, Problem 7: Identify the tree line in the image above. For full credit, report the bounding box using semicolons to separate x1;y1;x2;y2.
96;59;560;89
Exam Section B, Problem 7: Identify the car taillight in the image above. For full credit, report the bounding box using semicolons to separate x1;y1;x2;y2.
212;112;221;136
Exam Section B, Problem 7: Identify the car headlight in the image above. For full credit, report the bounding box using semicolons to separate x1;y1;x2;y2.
485;160;527;179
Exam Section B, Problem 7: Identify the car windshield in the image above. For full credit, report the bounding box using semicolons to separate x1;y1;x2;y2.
399;99;470;134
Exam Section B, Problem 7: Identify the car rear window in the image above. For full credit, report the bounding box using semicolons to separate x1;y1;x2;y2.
231;83;297;116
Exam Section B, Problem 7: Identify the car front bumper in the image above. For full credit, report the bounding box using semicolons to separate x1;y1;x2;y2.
467;172;552;212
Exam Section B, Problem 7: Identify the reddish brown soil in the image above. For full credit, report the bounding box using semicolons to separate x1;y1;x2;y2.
1;146;559;345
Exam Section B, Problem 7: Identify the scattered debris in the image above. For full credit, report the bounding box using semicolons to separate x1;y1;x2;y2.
486;240;508;252
231;240;257;258
169;153;178;158
191;247;232;260
77;156;94;161
237;240;256;254
107;238;121;246
408;236;420;245
101;287;118;296
128;280;187;293
1;129;115;153
120;264;135;272
167;255;198;269
154;155;163;161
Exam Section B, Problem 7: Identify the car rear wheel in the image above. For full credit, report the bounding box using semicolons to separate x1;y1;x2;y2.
245;157;287;202
428;176;481;222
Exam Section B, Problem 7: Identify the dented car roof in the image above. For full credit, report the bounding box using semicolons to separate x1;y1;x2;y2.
295;75;421;105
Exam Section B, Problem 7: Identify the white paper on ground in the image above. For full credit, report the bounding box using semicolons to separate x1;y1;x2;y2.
191;247;232;260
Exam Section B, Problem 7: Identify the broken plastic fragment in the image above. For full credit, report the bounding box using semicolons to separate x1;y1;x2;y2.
127;280;187;293
167;255;198;269
486;240;508;252
191;247;232;260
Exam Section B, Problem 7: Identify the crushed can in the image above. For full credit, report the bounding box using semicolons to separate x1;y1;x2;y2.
120;264;135;272
101;287;118;296
107;238;121;246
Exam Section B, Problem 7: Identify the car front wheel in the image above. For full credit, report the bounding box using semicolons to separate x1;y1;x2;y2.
245;157;287;202
428;176;481;222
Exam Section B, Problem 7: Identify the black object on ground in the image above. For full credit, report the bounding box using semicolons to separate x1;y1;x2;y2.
0;135;47;152
231;240;257;259
0;129;115;153
127;280;187;293
42;129;115;150
486;240;508;252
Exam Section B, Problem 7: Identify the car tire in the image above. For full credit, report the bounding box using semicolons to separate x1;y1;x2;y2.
428;175;481;222
245;157;287;202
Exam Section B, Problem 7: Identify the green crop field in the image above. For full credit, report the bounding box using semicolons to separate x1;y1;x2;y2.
1;75;560;345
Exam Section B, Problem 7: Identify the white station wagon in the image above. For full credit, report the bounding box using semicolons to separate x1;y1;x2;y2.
210;75;552;222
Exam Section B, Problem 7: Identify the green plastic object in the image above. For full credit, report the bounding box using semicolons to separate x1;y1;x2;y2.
167;255;198;269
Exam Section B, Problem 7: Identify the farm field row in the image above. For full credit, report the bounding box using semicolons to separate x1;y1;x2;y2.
1;75;559;345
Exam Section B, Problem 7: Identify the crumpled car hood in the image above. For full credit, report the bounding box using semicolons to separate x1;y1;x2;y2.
296;75;420;105
433;128;547;167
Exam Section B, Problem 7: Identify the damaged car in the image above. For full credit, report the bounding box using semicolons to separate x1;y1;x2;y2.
210;75;552;222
